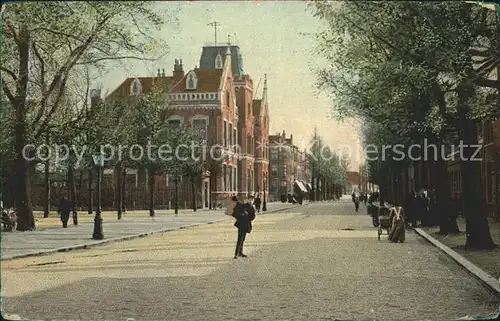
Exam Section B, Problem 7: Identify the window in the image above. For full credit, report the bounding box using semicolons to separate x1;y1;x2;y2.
271;165;278;176
233;128;237;149
186;71;198;89
229;123;233;145
215;54;223;69
271;149;278;160
223;120;227;147
192;118;207;143
284;164;288;176
166;174;175;187
226;90;230;108
130;78;142;96
167;119;181;128
270;180;278;193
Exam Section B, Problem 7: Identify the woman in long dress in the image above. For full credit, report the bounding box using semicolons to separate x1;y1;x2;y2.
388;206;406;243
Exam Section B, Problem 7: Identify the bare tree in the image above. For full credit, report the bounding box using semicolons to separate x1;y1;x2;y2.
1;2;174;230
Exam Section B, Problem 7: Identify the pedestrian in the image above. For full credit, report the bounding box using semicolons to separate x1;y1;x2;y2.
388;205;406;243
59;196;72;228
254;195;262;213
352;191;360;212
231;196;256;259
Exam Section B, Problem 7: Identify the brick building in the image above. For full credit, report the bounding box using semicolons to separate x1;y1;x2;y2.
82;44;270;209
447;119;499;220
269;130;310;201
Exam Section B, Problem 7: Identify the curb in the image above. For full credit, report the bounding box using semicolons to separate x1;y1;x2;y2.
414;227;500;298
1;205;300;261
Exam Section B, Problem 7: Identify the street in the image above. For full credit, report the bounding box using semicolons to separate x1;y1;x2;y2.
2;199;499;320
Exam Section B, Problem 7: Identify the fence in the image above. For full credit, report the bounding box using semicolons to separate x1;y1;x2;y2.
30;180;203;211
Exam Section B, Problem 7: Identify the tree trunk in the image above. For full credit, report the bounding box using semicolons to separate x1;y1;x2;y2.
174;178;179;215
191;181;197;212
78;170;83;209
43;159;50;218
121;168;127;213
148;169;155;216
116;162;122;219
458;86;496;249
379;166;386;207
310;174;315;201
68;164;78;225
14;25;35;231
87;166;93;214
43;130;50;218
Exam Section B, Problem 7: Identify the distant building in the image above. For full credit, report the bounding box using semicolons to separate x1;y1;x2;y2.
269;130;310;201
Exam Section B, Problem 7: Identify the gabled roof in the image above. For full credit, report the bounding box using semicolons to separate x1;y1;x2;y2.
107;76;180;99
170;68;223;93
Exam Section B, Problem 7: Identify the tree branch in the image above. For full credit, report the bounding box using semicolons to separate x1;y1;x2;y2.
0;66;18;81
2;77;15;104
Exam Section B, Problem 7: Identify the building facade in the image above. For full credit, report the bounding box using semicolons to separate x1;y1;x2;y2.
268;130;310;201
83;44;271;209
447;119;499;220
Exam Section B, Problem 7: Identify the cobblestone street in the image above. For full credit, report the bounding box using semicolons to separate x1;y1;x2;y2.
2;200;499;320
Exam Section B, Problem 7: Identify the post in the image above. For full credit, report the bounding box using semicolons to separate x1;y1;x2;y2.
263;176;267;211
92;155;103;240
0;98;3;210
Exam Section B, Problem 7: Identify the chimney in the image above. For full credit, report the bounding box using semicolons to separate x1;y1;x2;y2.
290;134;293;143
161;68;165;77
157;69;161;77
173;58;184;79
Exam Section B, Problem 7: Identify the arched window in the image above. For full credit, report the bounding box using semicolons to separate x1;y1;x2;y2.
130;78;142;96
186;71;198;90
215;53;223;69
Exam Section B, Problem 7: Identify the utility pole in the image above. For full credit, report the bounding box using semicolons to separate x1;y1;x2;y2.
207;21;220;46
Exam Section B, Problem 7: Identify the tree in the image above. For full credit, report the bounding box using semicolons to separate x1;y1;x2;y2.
311;1;496;248
1;2;173;230
307;129;346;201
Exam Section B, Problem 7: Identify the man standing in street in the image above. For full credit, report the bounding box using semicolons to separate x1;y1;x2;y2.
231;196;256;259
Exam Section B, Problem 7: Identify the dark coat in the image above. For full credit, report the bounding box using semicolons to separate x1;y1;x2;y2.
232;202;256;233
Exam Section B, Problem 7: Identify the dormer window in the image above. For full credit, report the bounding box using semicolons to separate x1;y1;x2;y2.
130;78;142;96
215;53;223;69
186;71;198;90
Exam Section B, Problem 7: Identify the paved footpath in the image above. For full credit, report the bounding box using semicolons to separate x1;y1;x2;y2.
2;200;499;320
1;202;298;260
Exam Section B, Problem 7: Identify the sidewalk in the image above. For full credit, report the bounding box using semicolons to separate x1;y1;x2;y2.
1;202;301;260
420;217;500;281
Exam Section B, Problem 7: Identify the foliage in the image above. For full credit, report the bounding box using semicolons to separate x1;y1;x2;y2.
307;129;346;185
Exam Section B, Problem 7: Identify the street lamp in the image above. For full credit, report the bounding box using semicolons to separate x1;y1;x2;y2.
262;175;267;211
92;151;105;240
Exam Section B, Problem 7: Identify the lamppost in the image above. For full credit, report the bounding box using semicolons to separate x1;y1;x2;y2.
262;175;267;211
92;151;105;240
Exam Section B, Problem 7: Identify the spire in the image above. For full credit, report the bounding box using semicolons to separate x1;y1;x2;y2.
261;73;268;117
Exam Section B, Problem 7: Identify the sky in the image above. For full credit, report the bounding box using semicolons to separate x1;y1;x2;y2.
98;1;363;171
